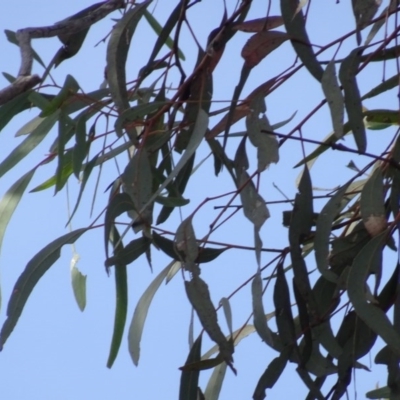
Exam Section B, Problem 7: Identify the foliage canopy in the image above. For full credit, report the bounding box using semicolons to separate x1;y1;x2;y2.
1;0;400;399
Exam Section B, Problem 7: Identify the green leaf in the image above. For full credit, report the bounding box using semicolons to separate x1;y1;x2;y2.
179;335;202;400
246;95;279;171
121;149;153;228
365;385;391;399
175;216;198;271
314;184;350;283
352;0;380;45
72;116;88;178
348;232;400;355
339;47;366;153
252;271;281;350
107;226;128;369
155;195;189;207
143;9;185;61
114;101;165;137
0;169;35;255
185;276;234;367
141;3;184;78
104;193;135;258
360;168;386;237
220;297;233;338
204;362;227;400
153;231;227;264
322;60;344;138
362;73;400;100
0;228;88;349
106;0;151;115
253;352;288;400
0;91;32;133
15;115;45;137
40;75;80;117
128;261;174;365
5;30;45;68
281;0;324;81
70;254;86;311
140;109;208;216
105;236;150;267
0;110;59;179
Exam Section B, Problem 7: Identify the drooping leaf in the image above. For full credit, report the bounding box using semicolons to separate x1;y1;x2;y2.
104;193;135;258
106;0;152;139
339;47;366;153
314;184;350;283
140;109;209;215
0;110;60;179
360;168;387;237
0;91;33;133
70;253;86;311
347;232;400;354
236;170;270;231
121;149;153;228
252;271;282;350
128;261;173;365
175;216;198;273
253;352;289;400
185;276;234;367
204;361;227;400
0;169;35;255
220;297;233;338
179;335;202;400
281;0;324;81
246;95;279;171
107;226;128;369
364;0;396;45
352;0;381;45
241;31;288;68
0;228;88;350
233;16;284;32
321;60;344;138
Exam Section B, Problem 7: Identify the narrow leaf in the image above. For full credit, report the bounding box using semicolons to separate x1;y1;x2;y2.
233;16;284;32
339;47;366;153
0;169;35;255
70;253;86;311
0;111;59;179
322;60;344;138
107;226;128;369
204;362;227;400
281;0;324;81
0;228;88;349
128;261;173;365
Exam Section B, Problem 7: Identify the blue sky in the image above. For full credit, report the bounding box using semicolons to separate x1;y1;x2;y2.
0;1;398;399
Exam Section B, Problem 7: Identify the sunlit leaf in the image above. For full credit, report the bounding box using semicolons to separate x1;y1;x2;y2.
0;169;35;255
0;228;88;349
128;261;173;365
15;115;45;137
365;0;396;45
361;73;400;100
70;253;86;311
220;297;233;338
0;110;59;179
204;361;227;400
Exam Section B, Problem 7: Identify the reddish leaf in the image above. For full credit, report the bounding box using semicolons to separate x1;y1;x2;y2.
241;31;288;67
233;16;284;33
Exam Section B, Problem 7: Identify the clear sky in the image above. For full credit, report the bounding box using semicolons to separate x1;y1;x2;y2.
0;1;397;399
